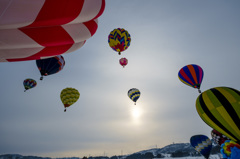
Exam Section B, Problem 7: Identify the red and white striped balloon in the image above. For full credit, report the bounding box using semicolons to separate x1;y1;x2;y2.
0;0;105;62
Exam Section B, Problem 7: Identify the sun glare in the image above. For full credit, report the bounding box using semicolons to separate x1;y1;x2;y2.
131;106;142;120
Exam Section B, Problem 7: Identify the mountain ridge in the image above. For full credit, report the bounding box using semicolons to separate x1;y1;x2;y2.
0;142;221;159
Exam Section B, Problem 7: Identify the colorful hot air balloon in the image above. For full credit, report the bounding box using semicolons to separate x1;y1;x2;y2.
178;64;204;93
0;0;105;62
196;87;240;144
221;140;240;159
60;87;80;112
108;28;131;55
190;135;212;159
36;55;65;80
119;57;128;68
128;88;140;105
23;78;37;92
211;129;230;146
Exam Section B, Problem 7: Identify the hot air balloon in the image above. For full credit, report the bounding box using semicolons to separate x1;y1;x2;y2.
119;57;128;68
196;87;240;144
211;129;230;146
0;0;105;62
36;55;65;80
128;88;140;105
190;135;212;159
221;140;240;159
23;78;37;92
178;64;204;93
60;87;80;112
108;28;131;55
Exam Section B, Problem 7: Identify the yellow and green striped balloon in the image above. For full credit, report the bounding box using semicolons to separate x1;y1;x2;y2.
196;87;240;144
60;87;80;112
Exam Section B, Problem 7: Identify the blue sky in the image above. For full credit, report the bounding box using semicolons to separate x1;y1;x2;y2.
0;0;240;157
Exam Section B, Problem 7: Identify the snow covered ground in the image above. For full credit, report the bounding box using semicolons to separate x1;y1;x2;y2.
154;154;221;159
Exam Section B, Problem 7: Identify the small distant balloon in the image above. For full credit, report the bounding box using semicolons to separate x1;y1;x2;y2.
119;57;128;68
190;135;212;159
36;55;65;80
60;87;80;112
178;64;204;93
108;28;131;55
128;88;140;105
23;78;37;92
196;87;240;144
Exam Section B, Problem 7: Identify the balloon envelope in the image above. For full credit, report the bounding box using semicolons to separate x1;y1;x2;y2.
178;64;204;93
196;87;240;144
108;28;131;55
128;88;140;104
60;87;80;112
221;140;240;158
0;0;105;62
36;55;65;80
190;135;212;159
211;129;230;146
119;57;128;67
23;78;37;91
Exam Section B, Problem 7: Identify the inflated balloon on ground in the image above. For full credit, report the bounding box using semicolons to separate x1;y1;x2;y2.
211;129;230;146
190;135;212;159
221;140;240;158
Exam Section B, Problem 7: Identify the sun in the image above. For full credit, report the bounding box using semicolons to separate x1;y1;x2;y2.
131;106;142;120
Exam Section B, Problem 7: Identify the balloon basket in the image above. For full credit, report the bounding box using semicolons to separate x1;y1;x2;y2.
198;89;201;93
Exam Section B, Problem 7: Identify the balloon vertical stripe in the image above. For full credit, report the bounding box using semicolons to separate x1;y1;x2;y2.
196;87;240;143
198;93;237;141
188;65;198;85
211;88;240;130
196;65;203;84
179;69;195;87
180;69;195;87
25;0;85;27
20;26;74;46
83;20;98;36
92;0;106;20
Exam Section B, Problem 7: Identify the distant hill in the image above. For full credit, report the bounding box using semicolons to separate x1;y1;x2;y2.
123;142;221;158
0;143;221;159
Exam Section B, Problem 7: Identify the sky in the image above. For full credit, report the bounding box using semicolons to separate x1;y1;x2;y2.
0;0;240;158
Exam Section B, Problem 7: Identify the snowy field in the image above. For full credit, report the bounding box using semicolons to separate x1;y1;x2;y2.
154;154;221;159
